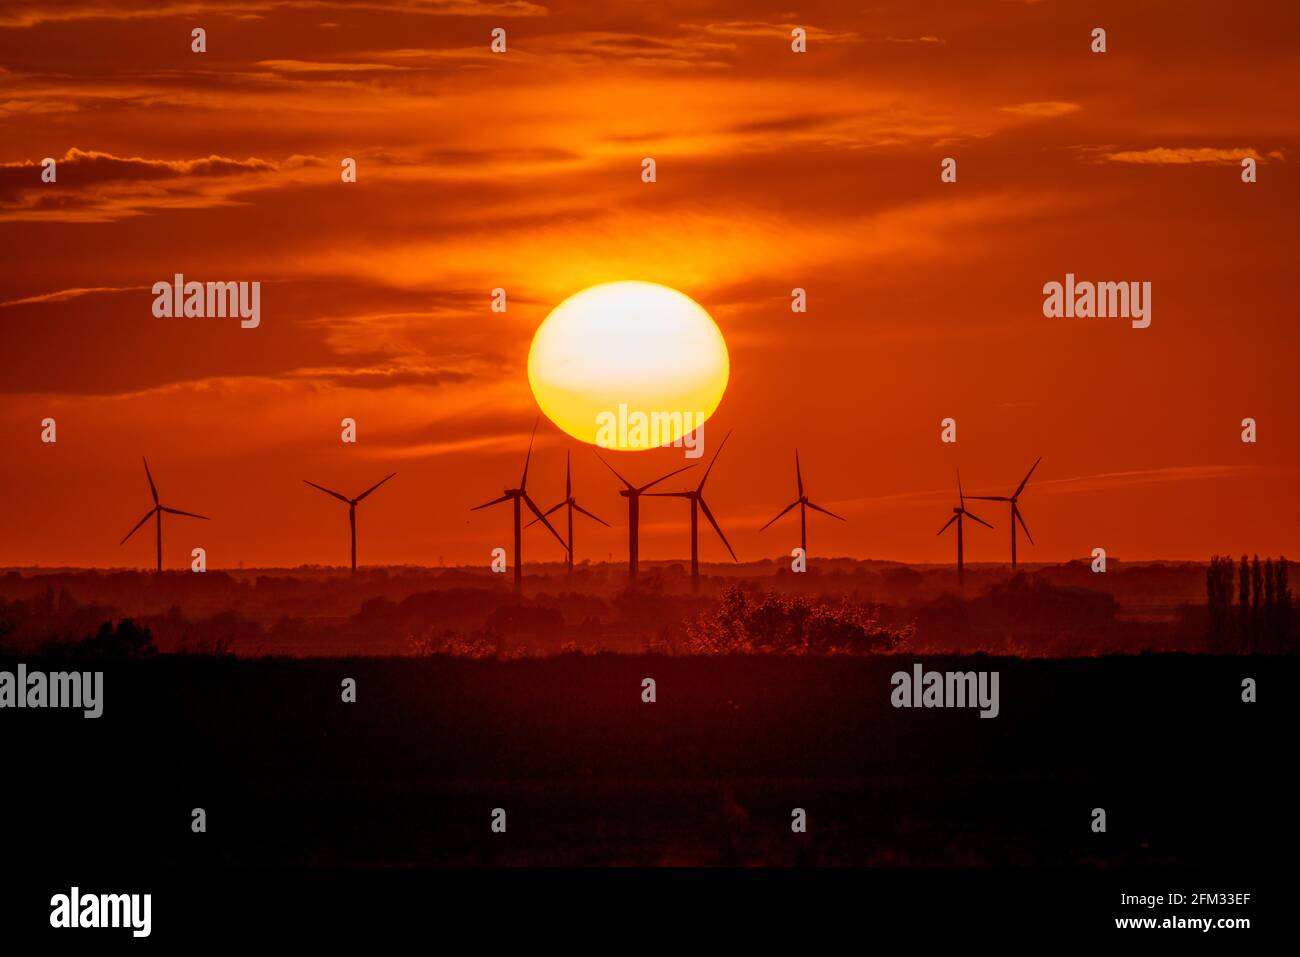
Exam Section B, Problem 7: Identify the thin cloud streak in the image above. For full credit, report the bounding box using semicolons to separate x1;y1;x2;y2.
0;285;149;308
827;465;1270;513
1101;146;1283;165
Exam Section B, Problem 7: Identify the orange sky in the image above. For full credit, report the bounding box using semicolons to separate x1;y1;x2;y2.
1;0;1297;569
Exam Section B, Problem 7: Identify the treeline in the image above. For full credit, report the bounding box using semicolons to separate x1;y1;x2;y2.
1206;555;1293;652
0;587;118;651
5;565;1292;658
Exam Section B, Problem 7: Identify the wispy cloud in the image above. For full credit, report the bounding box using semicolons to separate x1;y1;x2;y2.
999;101;1081;119
1032;465;1269;495
0;148;283;186
1100;146;1284;165
0;0;547;29
0;286;149;308
699;21;859;43
0;148;327;221
285;364;477;389
255;59;408;73
830;465;1267;513
544;31;738;68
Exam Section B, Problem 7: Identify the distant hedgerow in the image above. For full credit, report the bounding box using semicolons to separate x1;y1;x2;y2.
407;628;498;659
686;586;911;655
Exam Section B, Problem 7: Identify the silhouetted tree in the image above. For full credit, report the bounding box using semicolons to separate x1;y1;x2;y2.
1263;558;1276;645
1206;556;1235;652
485;603;564;641
43;618;156;659
1238;555;1251;648
1218;555;1293;653
686;586;909;655
1277;558;1293;651
1251;555;1264;646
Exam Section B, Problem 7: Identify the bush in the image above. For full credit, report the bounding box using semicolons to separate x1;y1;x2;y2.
42;619;157;659
407;628;498;658
685;586;910;655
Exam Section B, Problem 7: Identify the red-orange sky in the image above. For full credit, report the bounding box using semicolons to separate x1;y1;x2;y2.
1;0;1297;570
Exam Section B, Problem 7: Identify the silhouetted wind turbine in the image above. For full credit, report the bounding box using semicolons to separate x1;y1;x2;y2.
471;420;567;589
594;451;695;586
119;457;209;573
760;450;844;559
303;472;396;574
968;456;1041;570
528;450;608;573
937;470;993;585
647;429;737;590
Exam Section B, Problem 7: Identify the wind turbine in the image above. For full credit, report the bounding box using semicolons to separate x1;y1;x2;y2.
303;472;396;573
528;450;609;573
594;451;695;586
760;450;844;560
120;457;209;573
968;456;1041;570
471;420;568;589
936;470;993;585
647;429;737;590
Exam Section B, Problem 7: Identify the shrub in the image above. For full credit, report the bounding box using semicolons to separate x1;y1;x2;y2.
685;586;910;655
42;618;157;659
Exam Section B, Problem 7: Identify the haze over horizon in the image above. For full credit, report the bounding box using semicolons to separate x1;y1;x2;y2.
0;551;1273;575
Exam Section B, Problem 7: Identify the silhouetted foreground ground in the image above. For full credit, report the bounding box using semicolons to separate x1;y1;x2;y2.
4;653;1292;868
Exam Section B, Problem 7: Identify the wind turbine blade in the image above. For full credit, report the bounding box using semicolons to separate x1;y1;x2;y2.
520;416;540;490
957;469;964;508
645;491;693;498
120;508;156;544
471;493;512;511
525;500;567;527
967;495;1010;502
964;509;993;530
571;501;610;527
564;449;571;499
142;457;159;505
1014;504;1035;545
795;450;804;498
698;496;738;562
805;500;846;521
1013;456;1043;499
355;472;396;502
304;480;351;504
638;462;696;493
524;493;568;550
160;507;209;520
698;429;732;492
592;449;635;490
937;514;959;536
760;499;800;531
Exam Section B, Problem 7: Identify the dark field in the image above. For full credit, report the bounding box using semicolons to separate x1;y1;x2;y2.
4;653;1292;869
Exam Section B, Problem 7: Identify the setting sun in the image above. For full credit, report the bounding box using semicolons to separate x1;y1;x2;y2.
527;281;730;449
